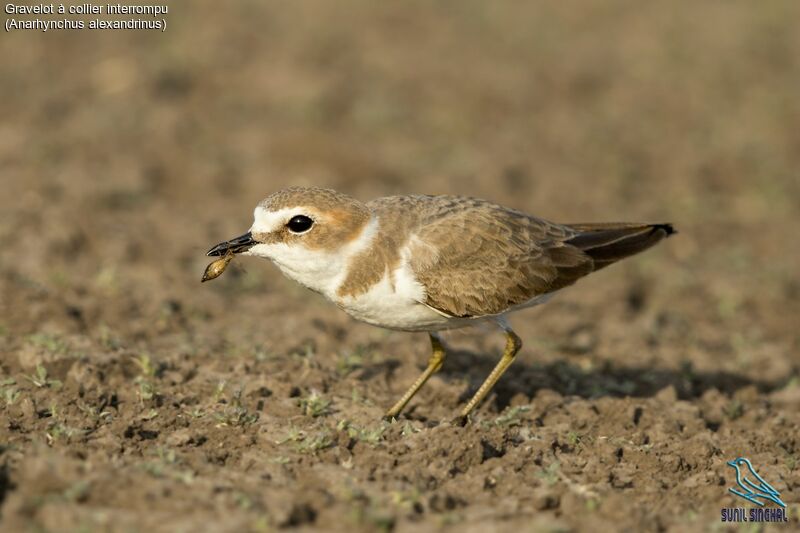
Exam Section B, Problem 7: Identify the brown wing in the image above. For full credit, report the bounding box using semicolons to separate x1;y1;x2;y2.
404;196;675;318
407;198;595;318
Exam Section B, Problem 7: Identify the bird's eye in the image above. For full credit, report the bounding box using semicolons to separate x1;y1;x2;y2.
286;215;314;233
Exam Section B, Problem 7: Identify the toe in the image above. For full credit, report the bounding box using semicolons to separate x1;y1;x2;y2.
450;414;468;427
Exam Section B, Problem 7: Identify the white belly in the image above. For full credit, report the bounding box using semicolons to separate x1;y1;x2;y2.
333;263;558;332
335;272;456;331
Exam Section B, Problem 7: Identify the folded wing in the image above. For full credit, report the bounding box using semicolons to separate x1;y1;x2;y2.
408;198;673;318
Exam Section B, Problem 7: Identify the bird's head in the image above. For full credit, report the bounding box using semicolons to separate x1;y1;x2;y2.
206;186;375;296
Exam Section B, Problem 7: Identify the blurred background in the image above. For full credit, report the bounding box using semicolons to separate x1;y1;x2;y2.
1;1;799;530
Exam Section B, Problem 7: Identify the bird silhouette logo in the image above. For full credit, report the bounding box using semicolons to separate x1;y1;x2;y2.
726;457;786;508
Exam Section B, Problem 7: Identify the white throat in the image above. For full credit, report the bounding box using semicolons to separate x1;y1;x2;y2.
245;214;378;300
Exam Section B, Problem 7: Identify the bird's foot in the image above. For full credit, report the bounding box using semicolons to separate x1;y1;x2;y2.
450;414;469;427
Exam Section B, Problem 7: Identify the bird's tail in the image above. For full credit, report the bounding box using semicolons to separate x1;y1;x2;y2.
565;222;676;271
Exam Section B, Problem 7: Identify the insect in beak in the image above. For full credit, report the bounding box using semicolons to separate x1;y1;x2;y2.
201;250;235;282
201;232;257;282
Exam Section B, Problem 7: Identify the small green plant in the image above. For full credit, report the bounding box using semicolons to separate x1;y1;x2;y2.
136;380;156;403
290;342;316;360
338;420;387;446
436;513;464;527
350;387;373;407
354;506;395;533
25;364;62;389
251;515;271;533
353;424;386;446
98;325;123;350
44;400;82;445
213;387;258;427
390;488;422;512
336;346;372;376
299;391;331;417
297;431;333;453
233;491;255;510
4;387;20;406
536;461;561;486
184;407;205;419
276;426;304;445
252;344;275;363
94;266;119;293
211;380;227;403
214;404;259;427
401;422;420;436
494;405;530;427
76;400;112;422
27;333;69;355
567;431;583;448
723;399;744;420
276;427;333;453
132;354;159;404
1;377;20;405
62;480;91;503
46;422;80;445
133;354;156;378
637;442;654;453
141;409;159;421
140;447;195;484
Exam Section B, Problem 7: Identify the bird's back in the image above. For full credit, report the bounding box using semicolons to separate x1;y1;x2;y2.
367;194;674;318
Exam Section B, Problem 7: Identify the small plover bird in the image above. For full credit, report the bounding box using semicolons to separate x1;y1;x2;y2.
206;186;674;423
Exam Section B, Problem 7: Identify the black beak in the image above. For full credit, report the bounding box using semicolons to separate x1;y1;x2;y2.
206;232;257;256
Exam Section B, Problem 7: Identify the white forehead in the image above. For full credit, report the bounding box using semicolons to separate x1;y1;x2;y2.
250;206;306;234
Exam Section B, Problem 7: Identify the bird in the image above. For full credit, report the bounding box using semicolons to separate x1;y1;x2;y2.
205;186;675;423
727;457;787;508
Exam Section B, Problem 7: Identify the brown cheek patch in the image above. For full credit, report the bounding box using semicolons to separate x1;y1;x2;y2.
303;209;367;251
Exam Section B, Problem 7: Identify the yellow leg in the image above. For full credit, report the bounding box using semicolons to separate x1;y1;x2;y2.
384;333;446;420
454;328;522;425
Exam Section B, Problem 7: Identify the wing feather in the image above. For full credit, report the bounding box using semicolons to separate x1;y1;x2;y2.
407;199;592;317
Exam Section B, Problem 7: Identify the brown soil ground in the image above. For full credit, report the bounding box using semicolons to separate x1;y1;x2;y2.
2;2;799;532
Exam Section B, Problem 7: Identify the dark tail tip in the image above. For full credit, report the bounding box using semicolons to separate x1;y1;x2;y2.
652;223;676;237
565;221;677;271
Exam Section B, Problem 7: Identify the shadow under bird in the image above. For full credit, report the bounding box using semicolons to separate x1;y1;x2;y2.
205;186;675;424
